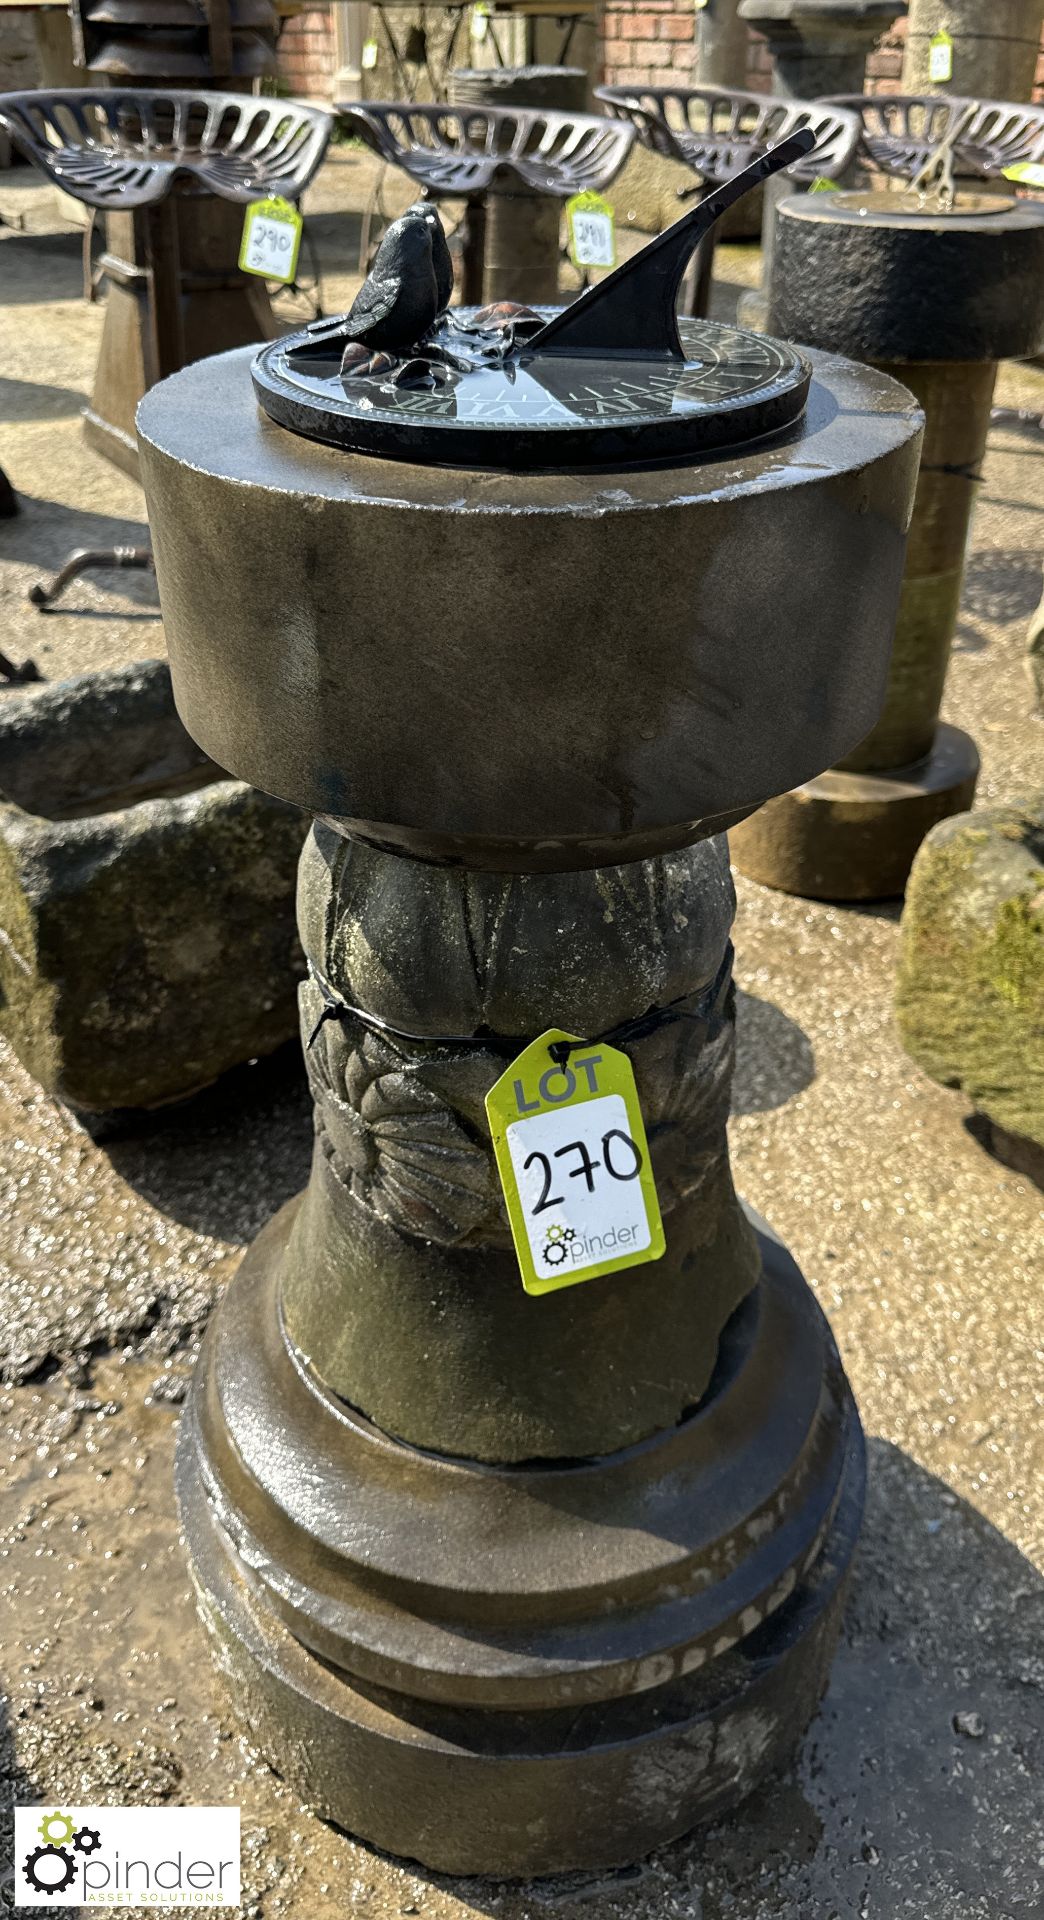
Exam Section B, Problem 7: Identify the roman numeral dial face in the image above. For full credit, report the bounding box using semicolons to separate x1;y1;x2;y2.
254;313;811;471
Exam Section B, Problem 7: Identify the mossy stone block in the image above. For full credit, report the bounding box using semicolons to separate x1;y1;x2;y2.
896;798;1044;1149
0;660;307;1114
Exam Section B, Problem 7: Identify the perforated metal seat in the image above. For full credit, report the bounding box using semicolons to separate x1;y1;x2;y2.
594;86;861;316
338;99;634;306
825;93;1044;184
0;87;332;608
0;87;332;210
594;85;860;191
338;100;634;202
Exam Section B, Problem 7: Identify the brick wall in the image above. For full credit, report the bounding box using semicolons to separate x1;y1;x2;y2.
865;18;906;94
276;3;1044;105
601;2;697;93
601;4;1044;102
277;7;336;98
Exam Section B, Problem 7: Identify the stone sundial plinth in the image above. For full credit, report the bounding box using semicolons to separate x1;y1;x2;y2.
137;139;924;1873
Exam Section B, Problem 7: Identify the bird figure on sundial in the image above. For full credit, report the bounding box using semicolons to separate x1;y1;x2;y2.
340;202;453;365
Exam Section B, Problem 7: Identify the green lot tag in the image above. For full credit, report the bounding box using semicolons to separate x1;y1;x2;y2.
486;1030;665;1297
565;191;616;271
928;30;953;82
1004;161;1044;189
239;195;303;284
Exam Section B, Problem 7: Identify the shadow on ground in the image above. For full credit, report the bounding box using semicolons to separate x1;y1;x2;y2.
963;1110;1044;1193
0;491;159;619
955;545;1042;651
352;1439;1044;1920
102;1043;313;1241
0;1691;51;1916
0;375;87;421
732;990;815;1114
0;228;85;305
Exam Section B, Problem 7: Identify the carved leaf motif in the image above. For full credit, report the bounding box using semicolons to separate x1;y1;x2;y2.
301;988;503;1246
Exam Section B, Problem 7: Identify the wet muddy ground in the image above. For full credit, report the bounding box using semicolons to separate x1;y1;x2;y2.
1;152;1043;1917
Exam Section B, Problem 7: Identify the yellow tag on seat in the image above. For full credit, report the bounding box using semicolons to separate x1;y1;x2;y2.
565;191;616;271
239;195;303;284
485;1030;665;1296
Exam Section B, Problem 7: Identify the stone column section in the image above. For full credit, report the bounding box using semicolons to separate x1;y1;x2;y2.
285;827;757;1460
738;0;902;98
902;0;1044;102
730;188;1044;901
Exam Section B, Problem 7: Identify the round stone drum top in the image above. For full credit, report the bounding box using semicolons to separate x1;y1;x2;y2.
137;343;923;870
769;187;1044;364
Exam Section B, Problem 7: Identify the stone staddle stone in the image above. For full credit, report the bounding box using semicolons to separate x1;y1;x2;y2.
896;798;1044;1155
138;342;921;1872
730;189;1044;901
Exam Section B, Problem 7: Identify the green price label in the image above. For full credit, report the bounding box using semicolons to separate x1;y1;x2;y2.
486;1030;665;1297
565;190;616;271
239;195;303;284
928;30;953;82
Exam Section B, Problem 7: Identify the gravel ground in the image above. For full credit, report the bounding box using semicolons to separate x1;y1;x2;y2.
1;152;1043;1918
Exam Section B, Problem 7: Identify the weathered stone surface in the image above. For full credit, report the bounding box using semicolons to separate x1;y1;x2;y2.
179;1210;864;1873
284;826;759;1459
137;346;924;869
838;361;996;776
769;190;1044;367
611;143;705;238
732;191;1044;902
729;722;980;901
902;0;1043;101
0;660;307;1114
896;798;1044;1148
141;327;921;1870
738;0;901;99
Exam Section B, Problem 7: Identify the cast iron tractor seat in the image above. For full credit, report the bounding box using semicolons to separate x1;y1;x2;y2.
0;87;333;610
69;0;282;83
594;85;861;313
337;100;635;302
825;93;1044;186
0;86;332;210
339;100;634;199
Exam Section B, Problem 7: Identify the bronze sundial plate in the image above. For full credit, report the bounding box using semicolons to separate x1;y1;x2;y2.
252;312;811;471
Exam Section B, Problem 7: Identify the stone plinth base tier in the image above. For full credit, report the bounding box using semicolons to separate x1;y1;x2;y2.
176;1208;864;1874
729;723;980;901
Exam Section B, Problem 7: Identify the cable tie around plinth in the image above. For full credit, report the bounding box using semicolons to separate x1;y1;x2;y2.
305;953;733;1062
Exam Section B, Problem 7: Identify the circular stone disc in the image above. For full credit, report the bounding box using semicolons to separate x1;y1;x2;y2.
804;187;1018;225
251;313;811;471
